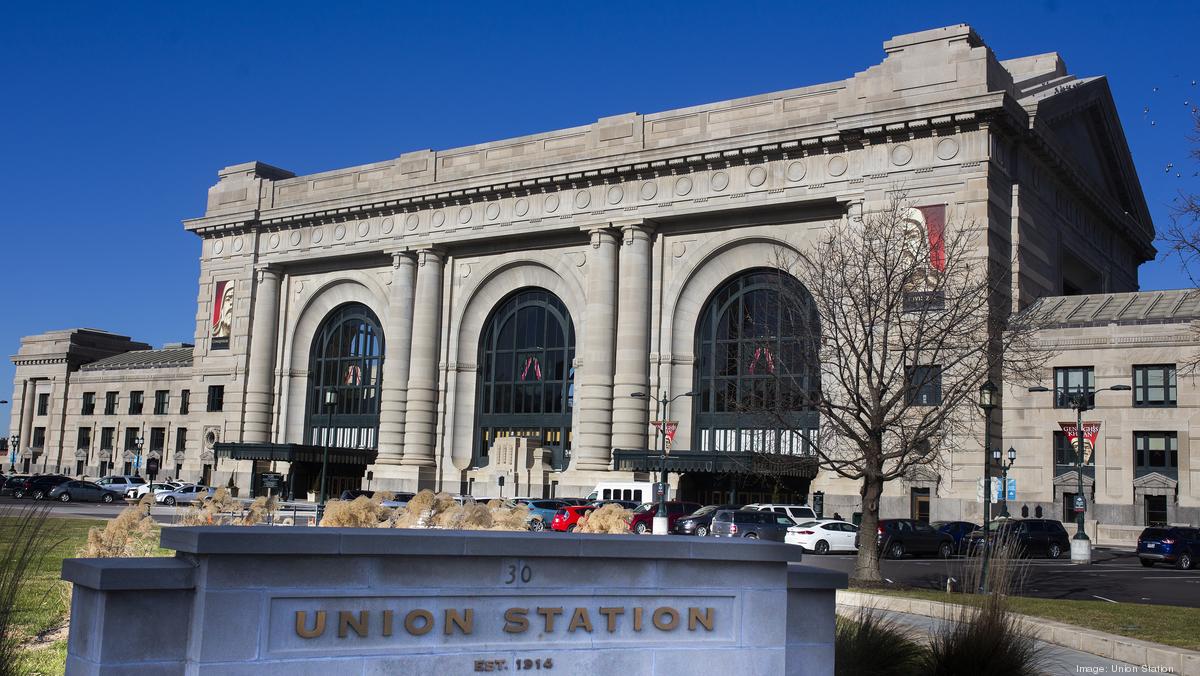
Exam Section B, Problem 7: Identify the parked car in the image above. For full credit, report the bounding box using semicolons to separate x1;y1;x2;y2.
628;501;703;534
1137;526;1200;569
337;490;415;507
515;499;568;531
95;475;147;496
156;484;216;506
557;497;593;506
786;519;859;553
550;505;596;532
932;520;982;553
127;482;182;500
711;509;796;542
672;504;743;536
867;519;955;559
13;475;71;500
586;481;656;504
962;518;1070;559
1;475;30;496
49;480;124;504
744;503;818;522
589;499;640;511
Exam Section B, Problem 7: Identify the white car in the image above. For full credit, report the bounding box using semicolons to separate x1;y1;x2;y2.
785;519;860;554
156;484;216;506
126;482;183;500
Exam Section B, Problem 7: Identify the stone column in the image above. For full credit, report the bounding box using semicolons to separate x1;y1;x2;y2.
401;248;443;466
243;267;282;443
611;222;653;451
574;228;618;470
377;252;417;464
19;380;35;455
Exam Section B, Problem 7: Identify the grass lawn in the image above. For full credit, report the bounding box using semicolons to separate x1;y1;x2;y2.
854;586;1200;652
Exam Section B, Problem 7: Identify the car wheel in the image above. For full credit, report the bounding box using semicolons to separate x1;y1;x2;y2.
695;525;708;537
938;542;953;559
1048;542;1063;560
58;493;71;503
815;540;830;555
32;490;45;501
164;496;176;506
530;519;545;532
12;490;24;499
634;522;647;534
1178;552;1194;571
1140;558;1155;567
888;542;905;559
102;493;115;504
744;532;759;539
567;525;577;533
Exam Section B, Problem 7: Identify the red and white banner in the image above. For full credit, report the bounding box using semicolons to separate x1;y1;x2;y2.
652;420;679;452
1058;421;1101;464
916;205;946;272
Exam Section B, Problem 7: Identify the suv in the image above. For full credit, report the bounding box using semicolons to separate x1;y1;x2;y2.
628;501;703;534
673;504;744;536
745;504;818;522
963;519;1070;559
871;519;955;559
1;475;30;496
96;475;147;496
13;475;71;500
711;509;796;541
1138;526;1200;569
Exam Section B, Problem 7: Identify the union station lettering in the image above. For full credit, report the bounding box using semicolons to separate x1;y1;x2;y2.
294;605;716;639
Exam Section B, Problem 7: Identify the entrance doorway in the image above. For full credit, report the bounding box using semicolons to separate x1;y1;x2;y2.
1062;492;1077;523
1144;495;1168;526
910;487;931;523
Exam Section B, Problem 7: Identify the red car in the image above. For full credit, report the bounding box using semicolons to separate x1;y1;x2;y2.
551;505;596;532
628;501;703;534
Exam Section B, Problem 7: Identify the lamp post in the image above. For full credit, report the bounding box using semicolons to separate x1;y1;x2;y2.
9;433;19;473
1028;382;1130;564
994;446;1016;518
134;434;145;478
316;389;338;523
631;390;697;535
977;379;998;593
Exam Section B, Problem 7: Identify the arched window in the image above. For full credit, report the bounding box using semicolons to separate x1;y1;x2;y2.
306;303;384;449
693;268;819;455
474;288;575;468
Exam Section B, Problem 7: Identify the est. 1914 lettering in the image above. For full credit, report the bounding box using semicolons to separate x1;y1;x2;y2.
475;657;554;671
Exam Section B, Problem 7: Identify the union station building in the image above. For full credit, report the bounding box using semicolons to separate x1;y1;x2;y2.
9;25;1199;531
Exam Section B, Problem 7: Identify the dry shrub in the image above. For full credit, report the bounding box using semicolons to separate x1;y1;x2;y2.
391;490;456;529
433;501;494;530
175;487;241;526
488;501;530;531
318;496;393;527
239;495;279;526
79;495;161;558
576;504;632;534
387;492;529;531
835;606;924;676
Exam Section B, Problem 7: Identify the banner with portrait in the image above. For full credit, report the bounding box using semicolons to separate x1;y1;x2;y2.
211;280;234;349
1058;421;1101;464
901;205;947;293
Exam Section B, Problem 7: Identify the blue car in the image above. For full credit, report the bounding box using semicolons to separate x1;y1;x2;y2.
932;520;981;553
1138;526;1200;569
514;498;568;532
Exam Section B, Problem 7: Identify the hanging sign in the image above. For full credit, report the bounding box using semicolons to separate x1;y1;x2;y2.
652;421;679;452
1058;421;1101;464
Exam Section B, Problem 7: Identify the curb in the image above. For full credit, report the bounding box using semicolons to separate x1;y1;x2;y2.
836;590;1200;676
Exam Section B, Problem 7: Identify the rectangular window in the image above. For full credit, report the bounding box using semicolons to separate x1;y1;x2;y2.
77;427;91;449
82;392;96;416
104;392;118;416
1054;367;1094;408
1134;432;1178;474
124;427;140;451
153;390;169;415
149;427;166;452
128;391;144;415
207;385;225;412
179;390;190;415
100;427;115;450
905;365;942;406
32;427;46;449
37;393;49;416
175;428;187;455
1145;495;1168;526
1133;365;1177;407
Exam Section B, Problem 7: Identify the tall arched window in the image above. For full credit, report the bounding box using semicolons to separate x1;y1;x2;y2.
306;303;384;449
693;268;819;455
474;288;575;468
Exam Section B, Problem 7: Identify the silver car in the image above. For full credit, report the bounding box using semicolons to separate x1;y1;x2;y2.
48;480;124;504
156;484;216;506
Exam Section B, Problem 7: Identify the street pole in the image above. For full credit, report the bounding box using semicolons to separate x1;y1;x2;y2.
653;392;669;535
1072;394;1089;563
978;379;997;594
318;389;336;523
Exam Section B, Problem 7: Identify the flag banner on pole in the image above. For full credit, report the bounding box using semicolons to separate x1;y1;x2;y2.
651;421;680;452
1058;421;1101;464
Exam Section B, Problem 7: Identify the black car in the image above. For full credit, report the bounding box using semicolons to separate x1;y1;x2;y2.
932;520;982;553
13;475;71;500
673;504;744;537
710;509;796;542
871;519;955;559
1137;526;1200;569
963;518;1070;559
1;475;31;496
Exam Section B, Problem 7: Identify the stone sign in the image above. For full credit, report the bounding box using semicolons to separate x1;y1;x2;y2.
62;528;845;674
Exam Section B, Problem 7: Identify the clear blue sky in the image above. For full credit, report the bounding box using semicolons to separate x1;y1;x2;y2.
2;1;1197;433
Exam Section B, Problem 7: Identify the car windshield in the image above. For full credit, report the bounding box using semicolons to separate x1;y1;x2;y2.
691;505;718;516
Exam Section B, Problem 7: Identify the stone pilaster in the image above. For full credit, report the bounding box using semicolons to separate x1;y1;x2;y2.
611;222;653;451
574;228;618;470
243;266;282;443
19;380;34;455
401;248;444;467
377;252;417;465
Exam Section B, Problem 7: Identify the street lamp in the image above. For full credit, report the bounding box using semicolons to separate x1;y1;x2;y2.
9;433;19;473
631;389;697;535
316;388;338;523
134;434;145;477
1028;382;1130;564
977;379;998;593
994;446;1016;518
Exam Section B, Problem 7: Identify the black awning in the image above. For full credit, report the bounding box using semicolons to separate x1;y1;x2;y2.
612;449;819;478
214;442;378;466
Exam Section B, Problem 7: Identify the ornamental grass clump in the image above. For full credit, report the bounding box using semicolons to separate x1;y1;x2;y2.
176;487;240;526
0;503;63;676
576;504;633;534
80;495;160;558
318;496;393;527
239;495;279;526
391;490;456;529
834;606;923;676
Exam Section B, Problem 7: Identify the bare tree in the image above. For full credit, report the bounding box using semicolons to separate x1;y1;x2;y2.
1161;112;1200;367
746;192;1046;582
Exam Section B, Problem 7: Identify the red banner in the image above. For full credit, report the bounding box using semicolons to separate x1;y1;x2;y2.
916;205;946;272
652;421;679;451
1058;421;1101;464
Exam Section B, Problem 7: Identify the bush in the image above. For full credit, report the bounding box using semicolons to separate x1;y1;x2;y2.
921;596;1044;676
835;606;924;676
576;504;632;534
239;495;278;526
391;490;456;529
318;496;392;527
79;495;160;558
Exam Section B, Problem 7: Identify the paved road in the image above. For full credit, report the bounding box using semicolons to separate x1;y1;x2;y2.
802;547;1200;607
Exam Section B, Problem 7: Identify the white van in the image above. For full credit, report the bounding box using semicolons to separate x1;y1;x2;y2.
744;503;817;522
586;481;659;504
